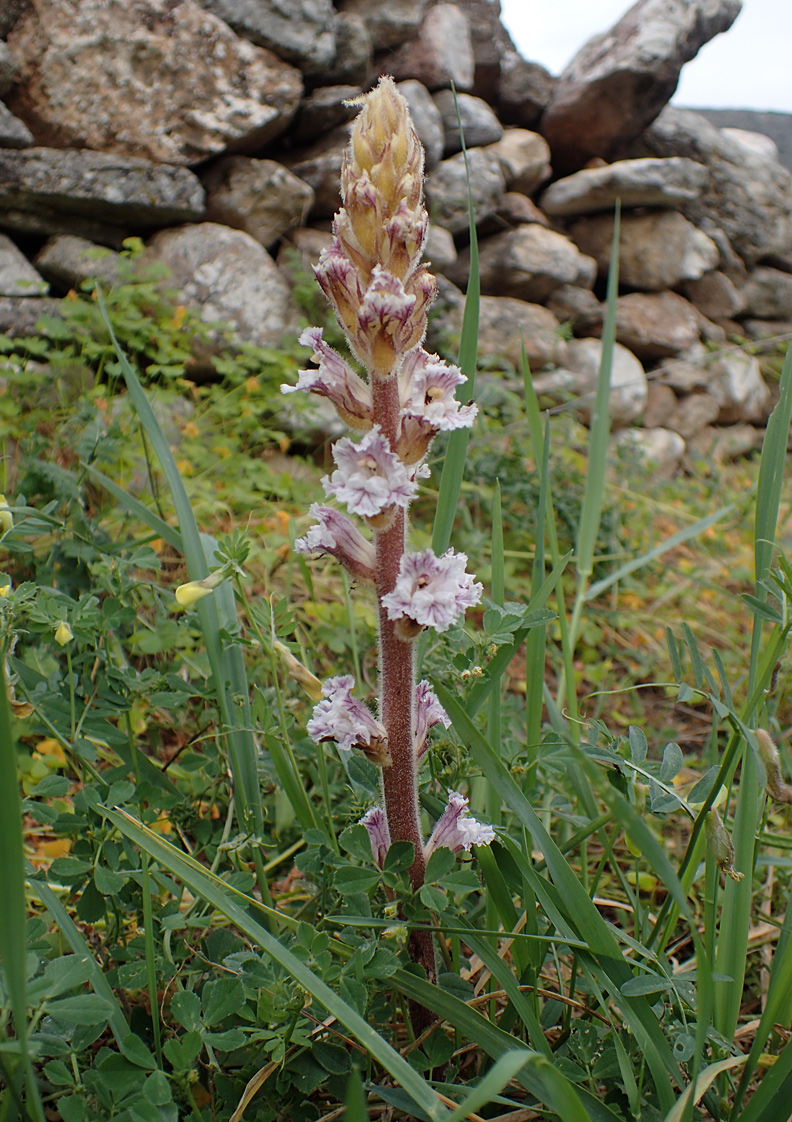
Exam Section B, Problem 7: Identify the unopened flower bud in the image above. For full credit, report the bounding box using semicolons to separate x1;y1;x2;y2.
706;809;743;881
0;494;13;534
273;641;323;702
54;621;73;646
755;728;792;805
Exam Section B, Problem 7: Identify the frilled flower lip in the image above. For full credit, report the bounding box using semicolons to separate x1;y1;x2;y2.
424;791;496;858
295;504;376;584
322;426;417;518
307;675;388;760
399;348;478;433
359;805;390;868
381;548;483;634
281;327;372;430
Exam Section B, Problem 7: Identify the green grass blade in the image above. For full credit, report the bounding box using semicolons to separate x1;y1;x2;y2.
585;504;734;601
84;465;183;552
0;664;45;1122
432;96;478;557
714;743;760;1039
445;1051;547;1122
525;412;551;768
574;201;620;593
96;292;264;840
751;341;792;695
393;970;613;1122
98;805;449;1122
730;1032;792;1122
26;866;129;1046
434;683;680;1107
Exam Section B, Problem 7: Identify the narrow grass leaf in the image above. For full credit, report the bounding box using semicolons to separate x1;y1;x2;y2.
731;1032;792;1122
99;806;449;1122
0;664;45;1122
663;1054;748;1122
445;1052;542;1122
85;465;183;552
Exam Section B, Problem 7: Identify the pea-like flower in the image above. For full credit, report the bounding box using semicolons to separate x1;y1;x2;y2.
54;621;73;646
0;494;13;534
307;675;389;764
322;426;417;519
424;791;495;858
360;805;390;868
295;504;376;584
175;569;227;608
382;548;482;636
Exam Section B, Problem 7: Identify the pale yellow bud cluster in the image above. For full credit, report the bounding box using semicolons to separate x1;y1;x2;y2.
315;77;436;380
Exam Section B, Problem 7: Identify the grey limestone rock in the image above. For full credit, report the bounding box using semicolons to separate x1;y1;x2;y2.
6;0;303;165
321;13;373;87
741;267;792;320
0;102;33;148
195;0;337;74
144;222;298;349
388;4;474;91
633;107;792;266
496;53;555;130
464;224;596;303
0;148;205;244
541;0;742;172
615;427;686;477
610;291;703;361
432;90;503;156
540;157;708;217
425;147;505;235
338;0;430;50
563;337;648;427
292;86;360;146
203;157;315;247
34;235;125;292
0;233;48;296
569;210;719;291
398;81;444;170
485;129;551;195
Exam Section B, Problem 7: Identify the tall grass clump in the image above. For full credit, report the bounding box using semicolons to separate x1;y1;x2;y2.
2;72;792;1122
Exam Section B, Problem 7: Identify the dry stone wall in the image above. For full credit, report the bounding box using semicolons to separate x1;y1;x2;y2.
2;0;792;475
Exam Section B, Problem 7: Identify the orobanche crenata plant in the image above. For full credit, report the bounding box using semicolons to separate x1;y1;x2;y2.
281;77;494;992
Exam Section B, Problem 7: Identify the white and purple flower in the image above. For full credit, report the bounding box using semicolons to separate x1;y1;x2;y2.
381;548;483;635
414;680;450;759
359;805;390;868
424;791;495;858
322;426;417;519
307;675;389;763
295;504;376;584
281;327;372;431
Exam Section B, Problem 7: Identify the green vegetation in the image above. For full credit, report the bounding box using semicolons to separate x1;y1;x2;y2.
1;244;792;1122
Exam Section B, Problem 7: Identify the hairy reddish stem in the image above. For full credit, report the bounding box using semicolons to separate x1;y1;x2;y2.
373;371;437;1005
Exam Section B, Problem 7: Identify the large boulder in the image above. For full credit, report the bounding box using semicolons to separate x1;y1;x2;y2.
609;291;702;360
34;235;125;293
540;157;708;217
194;0;337;74
435;292;567;371
541;0;742;172
458;225;596;303
144;223;298;348
6;0;302;166
569;210;719;291
338;0;430;49
425;148;505;235
632;107;792;265
0;148;205;245
387;4;475;91
433;91;503;156
485;129;551;195
496;54;555;131
562;338;648;427
203;157;315;248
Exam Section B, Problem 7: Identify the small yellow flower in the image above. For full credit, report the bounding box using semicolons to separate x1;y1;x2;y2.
174;569;226;608
54;621;73;645
0;584;10;597
0;494;13;534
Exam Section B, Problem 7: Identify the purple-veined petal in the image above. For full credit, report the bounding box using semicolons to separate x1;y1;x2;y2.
359;805;390;868
424;791;495;858
295;504;376;583
307;675;389;762
414;680;450;759
322;426;416;518
381;548;482;634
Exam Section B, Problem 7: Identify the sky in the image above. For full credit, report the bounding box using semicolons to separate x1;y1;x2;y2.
499;0;792;113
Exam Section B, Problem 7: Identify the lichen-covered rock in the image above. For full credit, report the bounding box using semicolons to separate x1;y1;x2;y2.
6;0;303;165
540;157;708;217
633;107;792;266
708;351;771;423
292;86;360;146
615;427;686;477
541;0;742;171
609;291;702;360
34;235;125;292
485;129;551;195
682;270;747;320
322;12;373;86
398;81;444;169
0;233;48;296
496;53;555;130
388;4;474;91
0;148;205;244
204;157;315;247
195;0;337;74
563;338;648;427
569;210;719;290
283;125;351;219
433;91;503;156
741;266;792;320
144;222;298;348
0;103;33;149
462;225;596;303
339;0;430;49
425;147;505;235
